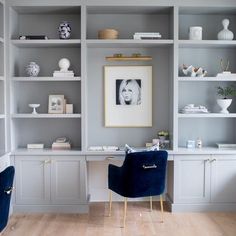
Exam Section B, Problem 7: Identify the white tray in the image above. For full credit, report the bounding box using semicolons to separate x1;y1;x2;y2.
216;143;236;149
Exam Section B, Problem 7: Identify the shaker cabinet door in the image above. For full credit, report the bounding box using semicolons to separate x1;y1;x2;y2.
174;155;211;204
51;156;87;204
15;156;51;205
211;155;236;203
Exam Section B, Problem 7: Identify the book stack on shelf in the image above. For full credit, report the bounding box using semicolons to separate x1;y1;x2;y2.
52;137;71;150
133;32;162;39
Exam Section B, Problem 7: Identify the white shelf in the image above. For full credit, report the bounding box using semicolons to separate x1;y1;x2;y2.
178;76;236;81
0;37;3;43
12;76;81;82
178;40;236;48
11;114;82;119
178;113;236;118
11;39;81;48
12;148;83;156
86;39;174;48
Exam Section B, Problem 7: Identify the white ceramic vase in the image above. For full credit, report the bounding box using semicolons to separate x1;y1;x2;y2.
25;62;40;77
217;99;232;113
217;19;234;40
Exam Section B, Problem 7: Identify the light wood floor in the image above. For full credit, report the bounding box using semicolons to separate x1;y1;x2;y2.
2;202;236;236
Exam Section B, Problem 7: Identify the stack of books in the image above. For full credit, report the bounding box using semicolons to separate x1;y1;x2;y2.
53;70;74;77
180;104;209;114
133;32;162;40
52;137;71;150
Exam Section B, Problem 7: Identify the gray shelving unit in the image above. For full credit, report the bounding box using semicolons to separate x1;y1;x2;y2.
0;0;6;153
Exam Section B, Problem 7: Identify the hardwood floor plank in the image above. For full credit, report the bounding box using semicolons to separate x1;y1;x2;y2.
2;202;236;236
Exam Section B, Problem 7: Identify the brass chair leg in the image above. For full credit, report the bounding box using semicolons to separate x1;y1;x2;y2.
150;196;153;212
123;197;127;228
160;194;164;223
109;190;112;217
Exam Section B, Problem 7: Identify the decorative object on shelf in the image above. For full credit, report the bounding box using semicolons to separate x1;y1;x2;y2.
180;104;209;114
216;85;236;113
28;104;40;114
189;26;202;40
196;138;202;148
53;58;74;77
104;66;152;127
98;29;118;39
66;104;73;114
133;32;162;40
216;143;236;149
182;64;207;77
186;140;195;149
217;19;234;40
52;137;71;150
106;53;152;61
19;35;48;40
25;62;40;77
27;143;44;149
216;59;236;77
58;21;71;39
48;95;64;114
157;131;170;149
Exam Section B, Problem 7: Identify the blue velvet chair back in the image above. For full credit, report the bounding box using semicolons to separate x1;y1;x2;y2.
108;150;168;198
0;166;15;232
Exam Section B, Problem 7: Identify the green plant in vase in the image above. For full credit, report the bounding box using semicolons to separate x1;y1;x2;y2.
217;85;236;114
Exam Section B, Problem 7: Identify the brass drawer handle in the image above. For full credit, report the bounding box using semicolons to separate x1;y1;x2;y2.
106;156;115;160
142;164;157;169
4;187;14;195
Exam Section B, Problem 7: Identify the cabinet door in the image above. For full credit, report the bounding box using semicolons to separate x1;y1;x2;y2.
51;156;87;204
15;156;51;204
211;155;236;203
174;155;211;203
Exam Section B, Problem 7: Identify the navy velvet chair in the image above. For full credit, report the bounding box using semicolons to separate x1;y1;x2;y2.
0;166;15;233
108;150;168;227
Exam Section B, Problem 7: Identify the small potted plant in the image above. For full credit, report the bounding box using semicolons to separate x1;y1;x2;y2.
158;131;169;141
217;85;236;113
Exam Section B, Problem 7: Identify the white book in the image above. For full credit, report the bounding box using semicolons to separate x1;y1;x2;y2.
27;143;44;149
134;32;161;35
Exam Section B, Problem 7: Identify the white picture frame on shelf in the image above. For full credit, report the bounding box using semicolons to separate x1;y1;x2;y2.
48;95;64;114
104;65;152;127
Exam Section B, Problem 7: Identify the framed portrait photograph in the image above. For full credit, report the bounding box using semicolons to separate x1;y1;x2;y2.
104;66;152;127
48;95;64;114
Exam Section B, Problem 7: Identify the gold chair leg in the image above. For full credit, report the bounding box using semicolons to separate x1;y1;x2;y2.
123;197;127;228
109;190;112;217
160;194;164;223
150;196;153;212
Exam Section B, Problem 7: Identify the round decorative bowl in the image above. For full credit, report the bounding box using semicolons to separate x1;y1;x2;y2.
98;29;119;39
25;62;40;77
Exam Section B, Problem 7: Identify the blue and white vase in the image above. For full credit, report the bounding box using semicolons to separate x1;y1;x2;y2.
25;62;40;77
58;21;71;39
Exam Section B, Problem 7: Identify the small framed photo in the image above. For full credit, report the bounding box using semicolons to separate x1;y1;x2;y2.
104;66;152;127
48;95;64;114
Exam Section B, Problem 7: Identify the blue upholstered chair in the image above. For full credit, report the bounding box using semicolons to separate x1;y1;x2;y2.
108;150;168;227
0;166;15;232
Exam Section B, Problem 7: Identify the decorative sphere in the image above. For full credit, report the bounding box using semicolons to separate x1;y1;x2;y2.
58;58;70;71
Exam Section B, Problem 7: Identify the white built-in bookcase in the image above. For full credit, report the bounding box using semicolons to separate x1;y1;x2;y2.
3;0;236;153
0;0;6;152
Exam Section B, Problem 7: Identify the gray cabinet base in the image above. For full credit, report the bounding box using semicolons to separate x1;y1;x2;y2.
13;204;89;214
